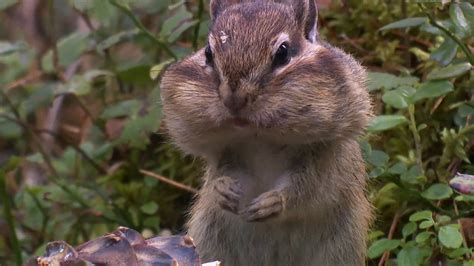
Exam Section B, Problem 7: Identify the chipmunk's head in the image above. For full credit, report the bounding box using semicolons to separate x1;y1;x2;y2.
161;0;371;155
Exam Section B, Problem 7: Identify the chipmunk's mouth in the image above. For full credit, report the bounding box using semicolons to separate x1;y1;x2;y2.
226;117;251;127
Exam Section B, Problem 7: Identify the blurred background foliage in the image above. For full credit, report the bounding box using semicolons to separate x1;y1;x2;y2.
0;0;472;265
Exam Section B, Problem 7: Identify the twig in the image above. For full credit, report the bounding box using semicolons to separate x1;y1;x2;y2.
408;104;423;172
378;210;401;266
0;170;22;266
108;0;177;60
47;0;67;82
139;169;198;194
5;71;44;92
421;6;474;65
0;90;89;208
192;0;205;51
36;129;108;174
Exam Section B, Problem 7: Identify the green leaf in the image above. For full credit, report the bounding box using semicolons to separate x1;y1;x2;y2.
383;90;408;109
397;247;425;266
367;238;400;259
0;41;27;56
430;38;458;66
0;0;17;10
368;115;408;132
412;81;454;103
150;59;174;80
0;117;22;138
409;210;432;222
427;63;472;80
160;5;195;43
459;3;474;34
402;222;417;238
367;150;389;167
388;162;407;175
140;201;159;215
450;3;472;35
415;231;432;244
379;17;427;31
419;220;434;229
400;165;424;185
421;183;453;200
55;75;91;96
100;100;141;119
367;72;418;91
438;224;463;249
41;32;90;73
96;29;140;52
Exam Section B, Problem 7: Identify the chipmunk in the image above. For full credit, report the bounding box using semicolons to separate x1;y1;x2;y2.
160;0;373;265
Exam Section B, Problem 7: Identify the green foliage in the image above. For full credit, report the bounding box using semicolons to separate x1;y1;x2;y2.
0;0;473;265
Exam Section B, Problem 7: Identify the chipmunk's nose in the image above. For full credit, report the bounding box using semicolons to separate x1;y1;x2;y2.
223;94;248;114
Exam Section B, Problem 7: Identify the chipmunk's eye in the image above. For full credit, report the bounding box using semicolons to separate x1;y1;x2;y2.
273;42;290;68
205;45;214;65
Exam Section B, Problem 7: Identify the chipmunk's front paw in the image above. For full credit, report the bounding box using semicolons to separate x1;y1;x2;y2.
214;177;242;214
241;190;285;222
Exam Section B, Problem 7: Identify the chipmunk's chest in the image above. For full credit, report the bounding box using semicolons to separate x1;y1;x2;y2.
217;139;297;198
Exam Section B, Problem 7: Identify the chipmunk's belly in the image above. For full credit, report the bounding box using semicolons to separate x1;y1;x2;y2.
228;139;294;204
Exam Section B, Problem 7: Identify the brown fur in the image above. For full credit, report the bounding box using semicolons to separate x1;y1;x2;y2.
160;0;373;265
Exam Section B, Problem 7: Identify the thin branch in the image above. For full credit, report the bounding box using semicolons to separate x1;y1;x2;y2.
108;0;177;60
0;90;90;208
408;104;423;172
5;71;44;92
421;5;474;65
378;210;402;266
139;169;198;194
0;171;22;266
193;0;205;51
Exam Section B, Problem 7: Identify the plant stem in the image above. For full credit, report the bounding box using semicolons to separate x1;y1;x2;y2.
408;104;423;172
423;9;474;65
108;0;177;60
193;0;205;51
0;171;22;266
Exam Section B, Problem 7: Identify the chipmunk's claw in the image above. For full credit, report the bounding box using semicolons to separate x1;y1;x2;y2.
241;190;284;222
214;177;242;214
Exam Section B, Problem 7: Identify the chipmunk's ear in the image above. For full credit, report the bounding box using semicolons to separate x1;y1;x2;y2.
283;0;318;42
210;0;240;21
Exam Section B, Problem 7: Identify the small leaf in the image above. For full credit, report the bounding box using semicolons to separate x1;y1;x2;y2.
438;224;463;249
367;238;401;259
150;59;174;80
427;63;472;80
96;29;140;52
430;38;458;66
368;115;408;132
419;220;434;229
388;162;407;175
383;90;408;109
402;222;417;238
367;72;418;91
400;165;424;185
409;210;432;222
412;81;454;103
0;41;27;55
379;17;427;31
397;247;425;266
100;100;141;119
140;201;159;215
459;3;474;34
450;3;472;35
367;150;389;167
415;231;432;244
421;183;453;200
